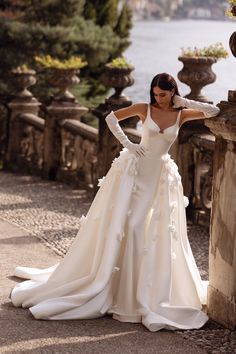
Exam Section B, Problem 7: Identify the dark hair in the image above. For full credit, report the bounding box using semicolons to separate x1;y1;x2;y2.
150;73;181;104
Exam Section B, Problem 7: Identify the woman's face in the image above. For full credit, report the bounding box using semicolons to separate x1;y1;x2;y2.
153;86;174;108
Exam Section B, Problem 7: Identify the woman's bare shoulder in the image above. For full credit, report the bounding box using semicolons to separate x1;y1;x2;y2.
133;103;148;121
113;102;148;122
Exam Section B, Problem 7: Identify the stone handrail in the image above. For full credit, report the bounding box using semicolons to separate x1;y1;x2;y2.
58;119;98;187
19;113;45;130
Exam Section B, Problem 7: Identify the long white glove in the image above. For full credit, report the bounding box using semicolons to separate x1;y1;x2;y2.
105;111;146;157
173;95;220;118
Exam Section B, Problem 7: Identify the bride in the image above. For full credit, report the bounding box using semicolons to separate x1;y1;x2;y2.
11;73;220;332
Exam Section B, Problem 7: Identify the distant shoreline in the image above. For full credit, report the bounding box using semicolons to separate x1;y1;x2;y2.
133;17;233;23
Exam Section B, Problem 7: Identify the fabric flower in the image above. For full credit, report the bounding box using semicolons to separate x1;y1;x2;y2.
112;267;120;273
97;176;106;187
184;196;189;208
168;224;175;233
117;231;125;241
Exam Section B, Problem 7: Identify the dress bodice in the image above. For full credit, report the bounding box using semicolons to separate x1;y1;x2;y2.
140;104;181;156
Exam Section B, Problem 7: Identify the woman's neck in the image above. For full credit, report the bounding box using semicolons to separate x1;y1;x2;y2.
152;103;175;112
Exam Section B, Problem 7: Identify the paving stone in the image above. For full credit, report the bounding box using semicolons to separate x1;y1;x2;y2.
0;170;235;353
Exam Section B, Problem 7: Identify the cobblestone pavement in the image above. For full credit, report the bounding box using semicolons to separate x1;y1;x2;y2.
0;171;235;354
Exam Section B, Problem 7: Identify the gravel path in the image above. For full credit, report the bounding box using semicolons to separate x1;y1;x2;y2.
0;170;235;354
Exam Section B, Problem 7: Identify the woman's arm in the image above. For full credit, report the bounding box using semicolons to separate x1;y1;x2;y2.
105;103;147;157
112;103;147;123
173;95;220;126
180;108;205;125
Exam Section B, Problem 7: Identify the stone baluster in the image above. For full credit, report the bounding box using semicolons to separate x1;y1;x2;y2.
93;64;138;181
5;69;41;170
205;97;236;329
42;68;87;180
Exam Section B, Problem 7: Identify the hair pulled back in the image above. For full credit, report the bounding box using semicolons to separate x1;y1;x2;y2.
150;73;180;104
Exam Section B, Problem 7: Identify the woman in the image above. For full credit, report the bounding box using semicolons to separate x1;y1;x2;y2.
11;73;220;332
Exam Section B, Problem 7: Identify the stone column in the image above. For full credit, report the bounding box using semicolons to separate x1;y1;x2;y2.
205;98;236;329
5;70;41;170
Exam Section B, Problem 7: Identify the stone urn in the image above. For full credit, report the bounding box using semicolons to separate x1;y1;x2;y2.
103;64;135;106
178;56;217;103
48;68;80;102
11;68;37;99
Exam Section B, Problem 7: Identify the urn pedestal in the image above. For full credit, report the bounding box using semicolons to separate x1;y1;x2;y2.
178;56;217;103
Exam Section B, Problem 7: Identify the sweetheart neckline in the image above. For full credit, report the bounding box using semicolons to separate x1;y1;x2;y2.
147;105;181;133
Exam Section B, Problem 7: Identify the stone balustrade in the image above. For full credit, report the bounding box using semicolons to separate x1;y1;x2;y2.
2;61;236;330
205;99;236;329
17;113;45;173
58;119;98;188
3;66;217;220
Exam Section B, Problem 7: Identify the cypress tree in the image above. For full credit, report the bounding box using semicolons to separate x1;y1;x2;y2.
0;0;133;104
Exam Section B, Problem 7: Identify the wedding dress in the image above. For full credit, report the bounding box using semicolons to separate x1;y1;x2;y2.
11;103;209;332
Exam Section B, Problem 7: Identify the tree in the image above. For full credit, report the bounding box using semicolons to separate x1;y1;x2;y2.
0;0;133;104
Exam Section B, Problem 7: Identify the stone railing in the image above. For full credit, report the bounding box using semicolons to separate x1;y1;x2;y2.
58;119;98;187
4;64;138;193
17;113;45;173
4;60;236;330
170;120;215;227
4;68;99;189
4;63;216;222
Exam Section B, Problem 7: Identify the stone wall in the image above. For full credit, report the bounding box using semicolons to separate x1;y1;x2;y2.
205;99;236;329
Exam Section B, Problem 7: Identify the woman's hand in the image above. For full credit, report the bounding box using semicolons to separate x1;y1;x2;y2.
124;141;147;157
172;95;187;108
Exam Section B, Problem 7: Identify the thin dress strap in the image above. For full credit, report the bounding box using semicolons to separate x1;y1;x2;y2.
146;103;150;118
176;109;182;127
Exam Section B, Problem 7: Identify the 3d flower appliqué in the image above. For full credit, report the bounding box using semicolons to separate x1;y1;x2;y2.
112;267;120;273
168;224;175;233
184;196;189;208
117;231;125;241
97;176;106;187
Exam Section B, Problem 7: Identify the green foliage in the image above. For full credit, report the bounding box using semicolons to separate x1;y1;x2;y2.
0;0;133;105
180;42;228;59
226;0;236;17
35;55;87;69
107;56;133;68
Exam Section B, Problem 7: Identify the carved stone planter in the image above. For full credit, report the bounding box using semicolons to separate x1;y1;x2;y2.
178;56;217;103
48;68;80;102
103;64;135;106
11;69;37;99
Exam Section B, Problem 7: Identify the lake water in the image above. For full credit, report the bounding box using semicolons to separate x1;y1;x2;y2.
124;20;236;104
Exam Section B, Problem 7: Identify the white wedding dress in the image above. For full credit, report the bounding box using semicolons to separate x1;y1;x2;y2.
11;104;208;332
